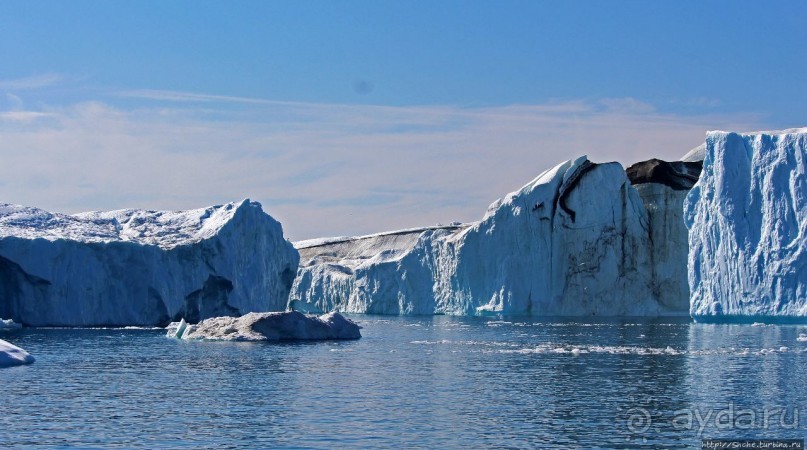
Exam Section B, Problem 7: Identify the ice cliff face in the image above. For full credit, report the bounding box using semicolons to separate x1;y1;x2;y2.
626;159;702;313
0;200;299;326
686;129;807;320
291;156;697;316
292;226;467;315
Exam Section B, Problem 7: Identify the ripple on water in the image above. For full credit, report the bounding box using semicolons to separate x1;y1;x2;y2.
1;317;806;448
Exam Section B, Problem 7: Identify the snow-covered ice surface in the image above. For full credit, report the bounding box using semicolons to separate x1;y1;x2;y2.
0;200;299;326
294;225;467;250
0;339;34;367
0;201;256;248
686;129;807;321
292;156;696;316
171;311;361;341
680;143;706;162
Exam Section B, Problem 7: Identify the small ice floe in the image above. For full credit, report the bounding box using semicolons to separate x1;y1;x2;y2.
166;311;362;342
0;319;22;330
0;339;35;368
500;344;685;356
797;334;807;342
165;318;189;339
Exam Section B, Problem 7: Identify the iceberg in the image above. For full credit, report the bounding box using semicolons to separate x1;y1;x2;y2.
0;200;299;326
686;129;807;321
680;143;706;163
166;318;189;339
0;339;34;368
626;159;702;313
173;311;361;341
0;318;22;329
292;155;697;316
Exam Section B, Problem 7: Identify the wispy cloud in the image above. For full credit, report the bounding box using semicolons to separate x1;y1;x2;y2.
0;111;53;122
599;97;656;114
0;73;63;91
119;89;278;105
0;94;767;240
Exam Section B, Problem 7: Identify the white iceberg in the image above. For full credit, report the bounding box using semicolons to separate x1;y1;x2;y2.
165;318;189;339
686;129;807;320
0;339;34;368
173;311;361;341
291;155;697;316
0;318;22;329
0;200;299;326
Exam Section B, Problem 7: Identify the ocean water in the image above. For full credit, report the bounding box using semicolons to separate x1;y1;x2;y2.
2;316;807;449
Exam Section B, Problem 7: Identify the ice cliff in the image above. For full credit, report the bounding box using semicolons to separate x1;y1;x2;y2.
291;156;699;316
626;159;702;313
0;200;299;326
686;129;807;321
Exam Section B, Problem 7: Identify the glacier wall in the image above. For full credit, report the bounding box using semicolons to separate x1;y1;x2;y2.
0;200;299;326
292;226;462;315
291;156;698;316
686;130;807;320
627;159;702;313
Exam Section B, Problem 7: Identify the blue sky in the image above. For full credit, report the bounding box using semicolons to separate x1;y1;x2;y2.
0;1;804;239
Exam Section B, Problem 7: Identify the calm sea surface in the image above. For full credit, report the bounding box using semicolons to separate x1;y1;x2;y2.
2;316;806;449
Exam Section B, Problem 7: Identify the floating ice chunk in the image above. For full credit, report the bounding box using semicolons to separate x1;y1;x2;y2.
0;319;22;329
318;312;362;340
177;311;361;342
798;334;807;342
165;319;188;339
0;339;34;368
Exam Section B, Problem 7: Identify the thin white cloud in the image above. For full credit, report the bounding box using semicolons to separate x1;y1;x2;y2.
0;96;767;240
670;97;723;108
119;89;278;105
0;111;53;122
0;73;63;90
599;97;656;114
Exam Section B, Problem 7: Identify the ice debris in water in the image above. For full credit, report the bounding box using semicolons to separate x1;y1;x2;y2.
165;318;189;339
0;319;22;330
166;311;361;341
0;339;35;368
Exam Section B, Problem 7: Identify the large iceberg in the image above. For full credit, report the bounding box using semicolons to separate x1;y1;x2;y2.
0;200;299;326
686;129;807;321
292;156;697;316
0;339;34;368
169;311;361;341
